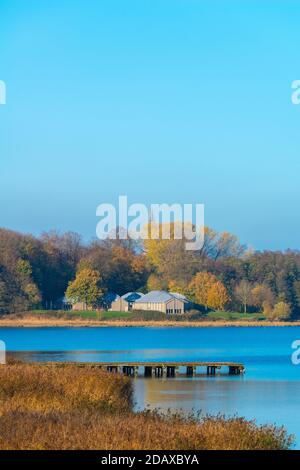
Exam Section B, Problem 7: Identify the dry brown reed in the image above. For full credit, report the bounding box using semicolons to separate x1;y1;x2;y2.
0;362;294;450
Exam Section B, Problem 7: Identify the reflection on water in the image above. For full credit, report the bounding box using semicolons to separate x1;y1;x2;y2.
2;326;300;448
133;376;300;448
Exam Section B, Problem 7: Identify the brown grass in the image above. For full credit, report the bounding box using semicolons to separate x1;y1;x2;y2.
0;362;294;450
1;315;300;328
0;362;132;415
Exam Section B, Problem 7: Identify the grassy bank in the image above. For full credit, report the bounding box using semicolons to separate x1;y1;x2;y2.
28;309;265;321
0;310;300;327
0;362;294;450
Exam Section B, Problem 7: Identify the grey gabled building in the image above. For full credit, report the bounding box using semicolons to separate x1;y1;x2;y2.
110;292;144;312
133;290;190;314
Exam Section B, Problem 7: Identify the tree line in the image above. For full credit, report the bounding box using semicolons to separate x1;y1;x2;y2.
1;225;300;320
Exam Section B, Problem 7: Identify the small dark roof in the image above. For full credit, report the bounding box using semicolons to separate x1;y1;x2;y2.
121;292;144;302
103;292;120;302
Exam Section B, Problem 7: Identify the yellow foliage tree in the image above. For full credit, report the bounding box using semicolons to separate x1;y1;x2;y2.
189;272;218;310
168;279;189;296
207;281;230;311
65;268;103;309
147;274;167;291
268;301;291;321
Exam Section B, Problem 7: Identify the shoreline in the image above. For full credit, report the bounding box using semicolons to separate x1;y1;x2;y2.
0;318;300;328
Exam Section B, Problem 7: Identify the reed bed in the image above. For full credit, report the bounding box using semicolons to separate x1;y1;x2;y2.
0;362;294;450
1;314;300;328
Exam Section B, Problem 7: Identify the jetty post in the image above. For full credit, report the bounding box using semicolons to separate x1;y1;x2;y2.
186;366;196;376
206;366;216;375
229;365;243;375
166;365;176;377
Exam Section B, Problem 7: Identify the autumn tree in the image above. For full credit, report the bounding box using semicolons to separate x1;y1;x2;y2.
234;280;253;313
144;224;195;286
81;243;149;295
207;280;230;311
251;284;275;312
66;268;103;309
189;272;218;310
144;223;246;290
3;225;300;318
262;301;273;317
147;274;167;291
168;279;189;296
267;302;291;321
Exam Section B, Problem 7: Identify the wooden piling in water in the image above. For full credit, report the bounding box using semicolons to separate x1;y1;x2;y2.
38;361;245;377
154;366;164;378
229;365;242;375
186;366;195;376
166;366;175;377
207;366;216;375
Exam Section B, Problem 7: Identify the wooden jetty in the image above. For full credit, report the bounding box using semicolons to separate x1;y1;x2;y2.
40;361;245;377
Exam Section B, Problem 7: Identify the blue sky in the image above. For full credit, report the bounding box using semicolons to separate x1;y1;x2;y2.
1;0;300;250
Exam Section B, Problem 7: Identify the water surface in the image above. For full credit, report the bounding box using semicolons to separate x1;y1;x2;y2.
1;326;300;447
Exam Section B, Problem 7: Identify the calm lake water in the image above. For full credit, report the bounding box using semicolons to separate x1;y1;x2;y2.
1;326;300;448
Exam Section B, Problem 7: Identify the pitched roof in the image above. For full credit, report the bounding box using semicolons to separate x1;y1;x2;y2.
170;292;190;303
134;290;175;303
134;290;191;304
121;292;144;302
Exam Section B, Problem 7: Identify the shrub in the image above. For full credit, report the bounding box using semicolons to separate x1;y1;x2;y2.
128;310;168;321
266;302;291;321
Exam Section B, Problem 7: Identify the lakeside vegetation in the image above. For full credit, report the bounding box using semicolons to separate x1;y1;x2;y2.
0;361;294;450
4;308;266;322
1;226;300;322
2;308;300;327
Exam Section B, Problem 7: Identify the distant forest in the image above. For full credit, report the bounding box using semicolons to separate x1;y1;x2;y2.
1;226;300;319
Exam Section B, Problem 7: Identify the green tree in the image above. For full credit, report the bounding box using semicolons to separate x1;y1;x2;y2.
0;279;10;314
23;283;41;308
16;259;32;280
293;280;300;309
16;259;41;310
66;268;103;308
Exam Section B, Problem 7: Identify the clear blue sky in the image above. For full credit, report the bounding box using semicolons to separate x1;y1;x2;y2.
1;0;300;250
